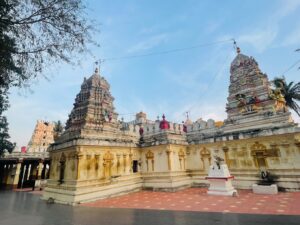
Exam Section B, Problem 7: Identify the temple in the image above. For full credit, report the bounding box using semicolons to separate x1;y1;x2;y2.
0;120;52;190
43;49;300;204
27;120;55;153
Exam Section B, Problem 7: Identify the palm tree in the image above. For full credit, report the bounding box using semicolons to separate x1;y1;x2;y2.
273;77;300;116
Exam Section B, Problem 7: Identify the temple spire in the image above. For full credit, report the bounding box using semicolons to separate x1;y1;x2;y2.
95;59;104;75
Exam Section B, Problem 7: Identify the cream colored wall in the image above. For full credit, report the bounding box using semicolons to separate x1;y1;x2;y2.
141;145;167;172
48;132;300;193
183;133;300;171
50;146;141;183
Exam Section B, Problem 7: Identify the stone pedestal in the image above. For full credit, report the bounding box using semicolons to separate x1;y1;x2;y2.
252;184;278;195
206;164;237;196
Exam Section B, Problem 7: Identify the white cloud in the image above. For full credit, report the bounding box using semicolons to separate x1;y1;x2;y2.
238;27;278;53
277;0;300;17
234;0;300;52
281;24;300;46
127;33;169;53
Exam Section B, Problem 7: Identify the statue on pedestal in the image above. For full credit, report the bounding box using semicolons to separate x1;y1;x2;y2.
206;155;238;196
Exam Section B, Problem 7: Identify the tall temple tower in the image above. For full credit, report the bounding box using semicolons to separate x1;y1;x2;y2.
65;68;118;132
224;47;294;131
56;68;137;144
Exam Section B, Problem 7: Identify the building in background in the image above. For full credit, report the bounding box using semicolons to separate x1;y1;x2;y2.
0;121;54;190
27;121;55;153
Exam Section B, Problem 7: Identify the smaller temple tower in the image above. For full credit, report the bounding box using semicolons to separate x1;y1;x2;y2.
27;120;54;153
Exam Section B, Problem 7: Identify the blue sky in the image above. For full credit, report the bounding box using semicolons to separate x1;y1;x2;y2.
6;0;300;148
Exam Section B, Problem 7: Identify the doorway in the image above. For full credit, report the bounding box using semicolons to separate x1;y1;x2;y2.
132;160;138;173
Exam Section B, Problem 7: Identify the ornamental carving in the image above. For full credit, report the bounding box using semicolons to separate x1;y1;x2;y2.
146;150;154;159
200;147;210;157
250;142;267;156
178;149;185;159
103;151;114;161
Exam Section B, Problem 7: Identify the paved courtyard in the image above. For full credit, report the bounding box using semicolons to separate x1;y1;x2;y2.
0;189;299;225
83;188;300;215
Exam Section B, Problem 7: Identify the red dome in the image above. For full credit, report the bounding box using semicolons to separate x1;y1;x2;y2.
159;114;170;130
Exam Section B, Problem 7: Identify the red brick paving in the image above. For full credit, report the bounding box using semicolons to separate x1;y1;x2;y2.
82;188;300;215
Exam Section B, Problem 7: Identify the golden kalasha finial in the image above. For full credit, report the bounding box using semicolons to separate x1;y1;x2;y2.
95;67;99;74
237;47;241;54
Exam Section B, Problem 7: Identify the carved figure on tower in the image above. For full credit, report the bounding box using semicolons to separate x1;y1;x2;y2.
269;88;288;113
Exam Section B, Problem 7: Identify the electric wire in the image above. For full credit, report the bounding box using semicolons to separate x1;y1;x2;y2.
281;58;300;75
97;39;234;63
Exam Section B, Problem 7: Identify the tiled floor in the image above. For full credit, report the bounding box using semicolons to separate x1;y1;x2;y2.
83;188;300;215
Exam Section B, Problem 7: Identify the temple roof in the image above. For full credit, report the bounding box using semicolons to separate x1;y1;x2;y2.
230;50;259;74
83;68;110;89
230;53;251;67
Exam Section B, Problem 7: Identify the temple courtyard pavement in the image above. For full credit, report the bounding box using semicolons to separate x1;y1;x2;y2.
0;188;300;225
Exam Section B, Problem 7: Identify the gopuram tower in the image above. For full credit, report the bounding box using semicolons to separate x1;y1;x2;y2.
224;47;295;131
65;67;118;132
56;68;137;144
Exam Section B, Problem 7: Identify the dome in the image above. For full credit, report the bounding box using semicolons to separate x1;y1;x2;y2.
83;68;110;89
159;114;170;130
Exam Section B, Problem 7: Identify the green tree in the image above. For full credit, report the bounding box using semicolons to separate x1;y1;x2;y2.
1;0;96;90
0;116;15;156
0;0;97;153
273;77;300;116
54;120;64;133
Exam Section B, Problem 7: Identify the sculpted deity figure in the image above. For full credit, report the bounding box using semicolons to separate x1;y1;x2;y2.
269;88;287;112
235;93;260;113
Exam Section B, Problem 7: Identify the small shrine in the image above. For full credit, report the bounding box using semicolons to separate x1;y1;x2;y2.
206;155;237;196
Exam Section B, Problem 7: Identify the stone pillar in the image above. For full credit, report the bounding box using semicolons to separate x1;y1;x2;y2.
95;154;100;178
26;164;31;181
116;154;121;175
129;153;133;173
5;164;12;188
19;164;25;189
166;150;172;171
223;147;230;166
31;163;38;179
76;153;84;180
123;154;127;173
12;161;22;189
37;160;44;180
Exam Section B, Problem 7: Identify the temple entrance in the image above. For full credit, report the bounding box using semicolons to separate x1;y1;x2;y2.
132;160;138;173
